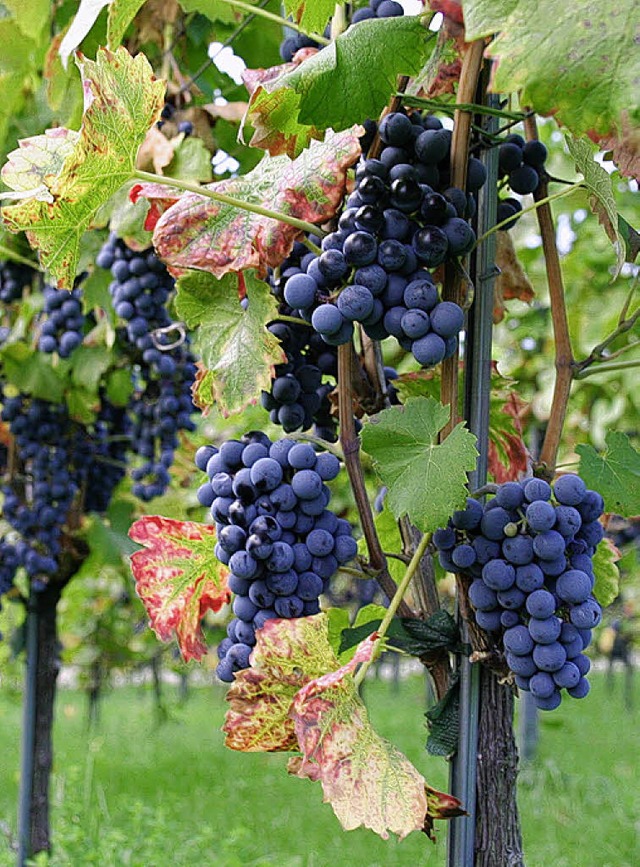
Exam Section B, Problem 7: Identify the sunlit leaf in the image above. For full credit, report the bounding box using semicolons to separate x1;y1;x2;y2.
592;537;621;607
2;47;164;288
1;129;80;203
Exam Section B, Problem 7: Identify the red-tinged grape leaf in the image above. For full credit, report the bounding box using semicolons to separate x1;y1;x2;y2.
463;0;639;148
576;431;640;518
245;16;432;157
242;51;324;158
361;397;478;534
129;182;181;231
424;784;466;841
282;0;336;34
488;381;529;484
175;270;286;417
290;633;432;840
493;230;534;323
224;614;341;753
429;0;464;26
2;47;164;288
565;136;626;276
143;129;361;277
129;516;229;662
598;113;640;182
1;129;80;203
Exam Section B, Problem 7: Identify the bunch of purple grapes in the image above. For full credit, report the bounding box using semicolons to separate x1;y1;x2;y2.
194;433;357;682
495;134;547;229
97;235;197;500
281;111;479;368
0;261;32;303
38;285;86;357
264;239;338;439
434;474;604;710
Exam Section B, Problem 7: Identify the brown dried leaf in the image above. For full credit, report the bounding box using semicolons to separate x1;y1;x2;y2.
136;125;177;175
493;230;535;323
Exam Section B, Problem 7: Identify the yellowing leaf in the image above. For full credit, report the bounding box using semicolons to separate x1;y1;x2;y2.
129;516;230;662
1;129;80;202
592;537;621;608
290;633;430;840
224;614;340;752
108;0;146;48
2;47;164;288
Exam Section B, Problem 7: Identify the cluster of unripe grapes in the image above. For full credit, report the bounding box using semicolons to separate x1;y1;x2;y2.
195;434;357;682
434;475;604;710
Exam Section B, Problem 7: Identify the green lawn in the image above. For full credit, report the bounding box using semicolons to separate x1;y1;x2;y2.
0;670;638;866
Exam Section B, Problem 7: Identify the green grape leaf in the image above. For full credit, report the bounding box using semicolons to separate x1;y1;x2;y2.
339;610;465;659
325;606;350;658
166;136;213;183
107;0;146;48
175;270;285;417
0;343;65;402
565;135;625;276
2;47;165;288
576;431;640;517
463;0;640;147
282;0;338;35
290;632;439;840
178;0;239;24
129;516;230;662
105;367;134;406
426;671;459;757
357;504;405;582
224;614;340;752
361;397;478;533
592;537;621;608
66;385;99;424
3;0;51;42
245;16;433;156
134;128;361;277
70;345;111;394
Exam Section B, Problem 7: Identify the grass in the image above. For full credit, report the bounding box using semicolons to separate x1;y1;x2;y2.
0;670;638;866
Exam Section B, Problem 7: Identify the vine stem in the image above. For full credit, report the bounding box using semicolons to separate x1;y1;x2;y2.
524;115;574;475
217;0;330;44
353;531;431;689
574;356;640;378
473;183;584;248
337;343;413;616
132;170;324;238
440;39;485;439
275;313;312;327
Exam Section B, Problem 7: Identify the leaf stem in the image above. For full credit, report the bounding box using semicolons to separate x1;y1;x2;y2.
400;94;527;121
292;431;344;459
524;115;574;476
132;170;324;237
217;0;330;43
574;307;640;374
337;342;413;616
473;183;584;249
573;356;640;379
275;313;313;327
301;236;322;255
353;531;431;688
